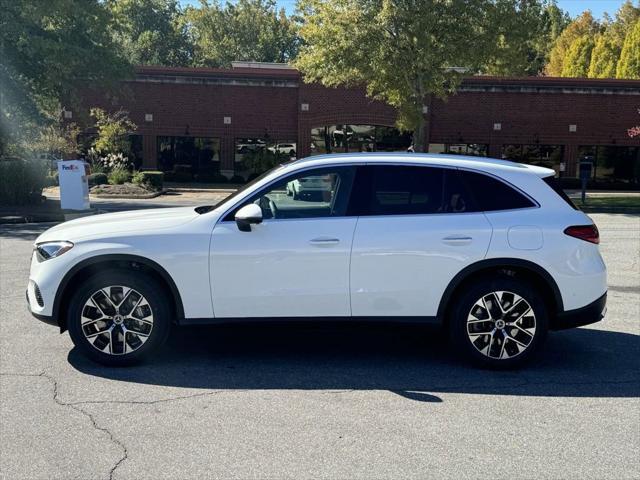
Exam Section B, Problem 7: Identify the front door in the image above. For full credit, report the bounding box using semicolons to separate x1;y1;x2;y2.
210;166;357;318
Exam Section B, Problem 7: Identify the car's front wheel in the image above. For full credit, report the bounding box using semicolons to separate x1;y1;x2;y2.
449;276;549;369
67;270;171;366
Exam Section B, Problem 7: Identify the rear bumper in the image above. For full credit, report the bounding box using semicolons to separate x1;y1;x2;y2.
552;292;607;330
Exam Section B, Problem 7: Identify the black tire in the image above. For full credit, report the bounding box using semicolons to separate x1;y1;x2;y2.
67;270;171;366
449;275;549;369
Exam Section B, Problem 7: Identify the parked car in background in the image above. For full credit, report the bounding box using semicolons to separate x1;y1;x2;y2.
27;153;606;368
236;139;266;154
285;173;335;200
267;143;296;156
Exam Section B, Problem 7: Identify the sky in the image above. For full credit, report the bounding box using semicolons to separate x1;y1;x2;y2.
180;0;630;19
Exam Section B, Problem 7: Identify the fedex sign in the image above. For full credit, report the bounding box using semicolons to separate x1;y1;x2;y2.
58;160;89;210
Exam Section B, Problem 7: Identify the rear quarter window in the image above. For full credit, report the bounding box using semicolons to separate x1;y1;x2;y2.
542;176;579;210
459;170;536;211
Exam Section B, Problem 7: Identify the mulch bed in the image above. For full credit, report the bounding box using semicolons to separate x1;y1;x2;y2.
90;183;163;198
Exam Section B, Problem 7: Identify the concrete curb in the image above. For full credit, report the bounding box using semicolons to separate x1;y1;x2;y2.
91;189;166;199
166;187;238;194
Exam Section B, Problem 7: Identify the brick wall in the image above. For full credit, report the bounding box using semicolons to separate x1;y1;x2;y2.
73;67;640;177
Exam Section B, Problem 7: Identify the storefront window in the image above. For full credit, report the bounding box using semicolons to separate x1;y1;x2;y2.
428;144;488;156
234;138;296;180
578;145;640;185
310;125;411;155
502;144;564;175
157;136;220;179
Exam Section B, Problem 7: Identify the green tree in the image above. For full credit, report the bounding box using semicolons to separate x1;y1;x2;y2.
483;0;548;76
589;32;619;78
295;0;523;152
589;2;639;78
0;0;130;156
106;0;193;66
546;11;599;76
617;19;640;78
90;108;137;156
187;0;299;68
561;35;596;77
529;1;571;74
608;1;640;46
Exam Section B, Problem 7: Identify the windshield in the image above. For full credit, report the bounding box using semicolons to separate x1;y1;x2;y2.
196;164;288;214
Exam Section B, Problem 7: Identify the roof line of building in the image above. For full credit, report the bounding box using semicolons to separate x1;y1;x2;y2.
133;65;640;89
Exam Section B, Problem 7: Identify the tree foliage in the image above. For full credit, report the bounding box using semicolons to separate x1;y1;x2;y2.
546;1;640;79
296;0;544;151
589;32;620;78
106;0;193;66
90;108;137;156
617;19;640;78
0;0;130;156
561;35;596;77
186;0;299;67
546;11;599;76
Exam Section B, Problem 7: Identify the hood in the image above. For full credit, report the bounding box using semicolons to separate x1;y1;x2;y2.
36;207;200;243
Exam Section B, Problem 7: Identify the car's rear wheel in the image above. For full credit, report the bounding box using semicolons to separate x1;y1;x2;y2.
67;270;171;366
449;276;549;369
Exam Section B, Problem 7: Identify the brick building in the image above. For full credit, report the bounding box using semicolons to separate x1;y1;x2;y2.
73;62;640;186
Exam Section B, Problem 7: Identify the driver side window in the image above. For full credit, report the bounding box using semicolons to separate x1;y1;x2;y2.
229;166;356;221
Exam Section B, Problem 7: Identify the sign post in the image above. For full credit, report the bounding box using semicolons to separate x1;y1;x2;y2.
579;159;593;205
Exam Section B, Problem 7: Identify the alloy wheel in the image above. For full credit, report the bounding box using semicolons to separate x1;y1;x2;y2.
466;290;536;360
80;286;154;355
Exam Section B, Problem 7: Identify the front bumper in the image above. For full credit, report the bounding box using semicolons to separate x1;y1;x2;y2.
26;289;57;327
552;292;607;330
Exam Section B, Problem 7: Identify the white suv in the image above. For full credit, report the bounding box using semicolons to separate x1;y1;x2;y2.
27;154;607;368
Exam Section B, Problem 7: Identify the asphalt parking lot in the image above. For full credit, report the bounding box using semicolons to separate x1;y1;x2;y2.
1;213;638;480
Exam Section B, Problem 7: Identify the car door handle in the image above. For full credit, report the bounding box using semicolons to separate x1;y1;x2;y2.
309;237;340;246
442;235;473;245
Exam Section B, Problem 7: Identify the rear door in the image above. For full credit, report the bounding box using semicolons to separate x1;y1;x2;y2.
349;165;493;317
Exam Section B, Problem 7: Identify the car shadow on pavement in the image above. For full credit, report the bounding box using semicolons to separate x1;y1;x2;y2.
68;322;640;402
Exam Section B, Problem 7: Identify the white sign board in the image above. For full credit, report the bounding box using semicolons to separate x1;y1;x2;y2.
58;160;90;210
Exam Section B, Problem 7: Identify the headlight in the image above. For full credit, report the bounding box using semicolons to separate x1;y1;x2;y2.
35;241;74;261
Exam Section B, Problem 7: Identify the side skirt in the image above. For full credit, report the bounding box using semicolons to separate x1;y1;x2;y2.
179;316;439;326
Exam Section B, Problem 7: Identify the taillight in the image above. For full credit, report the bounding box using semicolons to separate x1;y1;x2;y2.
564;225;600;244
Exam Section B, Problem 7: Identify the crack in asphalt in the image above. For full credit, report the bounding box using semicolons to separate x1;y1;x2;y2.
0;371;249;479
1;371;127;480
2;370;637;479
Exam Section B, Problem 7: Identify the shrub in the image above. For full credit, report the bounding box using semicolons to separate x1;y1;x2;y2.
100;152;130;171
88;172;108;186
229;174;245;184
108;167;132;185
132;171;164;191
43;174;58;187
0;157;47;205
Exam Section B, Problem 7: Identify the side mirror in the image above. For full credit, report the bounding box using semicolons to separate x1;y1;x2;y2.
235;203;263;232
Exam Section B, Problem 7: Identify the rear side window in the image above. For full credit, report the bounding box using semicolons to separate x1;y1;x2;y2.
348;165;479;216
370;166;444;215
543;176;578;210
459;170;536;211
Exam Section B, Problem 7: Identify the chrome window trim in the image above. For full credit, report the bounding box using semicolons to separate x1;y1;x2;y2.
215;160;540;226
